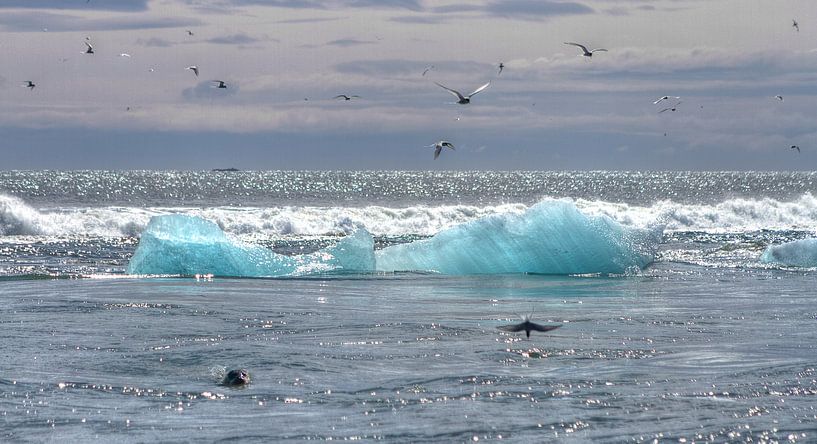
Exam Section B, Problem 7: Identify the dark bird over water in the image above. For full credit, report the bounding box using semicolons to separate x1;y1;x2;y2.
498;62;504;75
793;19;799;32
212;80;227;88
23;81;35;90
83;40;94;54
186;65;199;77
496;314;561;338
791;145;801;153
564;42;607;58
659;101;682;113
334;94;360;100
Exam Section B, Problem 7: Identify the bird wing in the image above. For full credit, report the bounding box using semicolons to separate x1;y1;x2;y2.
85;41;93;50
467;82;491;98
564;42;589;53
434;82;465;101
496;324;526;333
434;145;442;159
333;95;348;99
528;323;562;333
591;48;608;53
653;97;668;105
658;107;671;113
442;142;455;149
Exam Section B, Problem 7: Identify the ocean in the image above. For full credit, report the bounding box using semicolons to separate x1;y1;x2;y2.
1;171;816;442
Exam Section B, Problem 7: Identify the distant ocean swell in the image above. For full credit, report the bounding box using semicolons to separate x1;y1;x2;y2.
3;193;817;238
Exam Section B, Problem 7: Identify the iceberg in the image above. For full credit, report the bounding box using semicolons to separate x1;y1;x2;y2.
126;215;375;277
375;200;660;275
760;238;817;268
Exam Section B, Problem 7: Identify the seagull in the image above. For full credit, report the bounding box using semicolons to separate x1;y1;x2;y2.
774;95;784;101
793;19;799;32
654;95;680;105
434;81;491;104
186;65;199;77
334;94;360;101
427;140;455;160
791;145;801;153
212;80;227;89
496;314;561;338
422;65;434;76
659;101;682;113
186;30;194;36
23;81;35;90
564;42;607;58
498;62;504;75
119;53;131;58
83;41;94;54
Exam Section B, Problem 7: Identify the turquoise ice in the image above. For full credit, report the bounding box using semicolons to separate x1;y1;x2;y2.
760;238;817;268
127;201;661;277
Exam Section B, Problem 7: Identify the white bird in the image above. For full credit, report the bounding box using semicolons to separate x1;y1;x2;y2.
427;140;455;159
83;41;94;54
186;65;199;77
654;95;680;105
434;81;490;104
119;53;131;58
774;95;784;101
212;80;227;89
564;42;607;58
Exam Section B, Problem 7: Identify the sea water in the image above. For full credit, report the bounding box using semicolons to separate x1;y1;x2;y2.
1;171;816;442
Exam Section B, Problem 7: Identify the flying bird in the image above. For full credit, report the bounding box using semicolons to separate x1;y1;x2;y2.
83;41;94;54
422;65;434;76
23;81;35;90
791;145;801;153
654;95;680;105
434;81;491;104
792;19;799;32
498;62;504;75
119;53;131;58
659;101;682;113
496;314;561;338
427;140;455;160
186;65;199;77
212;80;227;89
774;95;784;101
334;94;360;101
564;42;607;58
186;30;194;36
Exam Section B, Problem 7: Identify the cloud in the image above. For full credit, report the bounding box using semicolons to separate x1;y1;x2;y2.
196;0;423;11
182;81;240;101
326;38;376;47
484;0;594;19
0;12;199;32
207;33;261;45
136;37;175;47
0;0;148;11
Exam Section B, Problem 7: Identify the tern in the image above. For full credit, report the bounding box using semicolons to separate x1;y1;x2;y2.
119;53;131;58
83;41;94;54
434;81;490;104
659;101;682;113
498;62;504;75
427;140;455;160
496;314;561;338
186;30;194;36
654;95;680;105
564;42;607;58
334;94;360;101
791;145;801;153
774;95;784;101
23;81;35;90
212;80;227;89
422;65;434;76
186;65;199;77
793;19;799;32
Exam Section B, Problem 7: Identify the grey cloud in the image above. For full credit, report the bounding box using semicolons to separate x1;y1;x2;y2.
485;0;594;19
199;0;423;11
0;0;148;11
0;12;199;32
207;33;261;45
335;59;494;78
136;37;175;48
326;38;376;47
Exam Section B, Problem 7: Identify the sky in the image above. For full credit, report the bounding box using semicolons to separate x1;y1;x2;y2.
0;0;816;170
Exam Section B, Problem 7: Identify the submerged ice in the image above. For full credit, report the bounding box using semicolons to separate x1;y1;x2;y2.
760;238;817;268
127;201;661;277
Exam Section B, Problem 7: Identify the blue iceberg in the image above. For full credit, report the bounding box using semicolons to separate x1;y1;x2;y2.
375;200;660;275
760;238;817;268
126;215;375;277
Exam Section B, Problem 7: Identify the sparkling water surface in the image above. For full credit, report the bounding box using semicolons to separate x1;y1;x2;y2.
1;171;817;442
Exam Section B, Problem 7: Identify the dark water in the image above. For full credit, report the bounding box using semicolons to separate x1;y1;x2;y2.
1;171;817;441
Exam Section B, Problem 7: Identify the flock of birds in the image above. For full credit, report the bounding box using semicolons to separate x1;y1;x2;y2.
18;17;805;160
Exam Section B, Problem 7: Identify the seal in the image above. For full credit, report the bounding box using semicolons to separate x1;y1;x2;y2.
222;368;251;387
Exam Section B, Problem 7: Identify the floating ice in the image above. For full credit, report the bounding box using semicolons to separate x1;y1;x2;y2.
375;200;661;275
126;215;375;277
760;238;817;268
